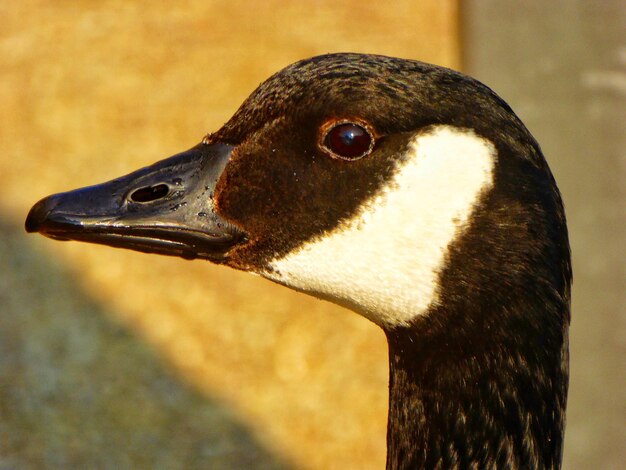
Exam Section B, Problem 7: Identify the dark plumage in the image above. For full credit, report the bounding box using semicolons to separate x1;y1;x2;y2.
26;53;571;469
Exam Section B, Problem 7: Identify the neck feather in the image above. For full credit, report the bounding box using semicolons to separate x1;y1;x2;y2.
378;135;572;470
383;296;569;470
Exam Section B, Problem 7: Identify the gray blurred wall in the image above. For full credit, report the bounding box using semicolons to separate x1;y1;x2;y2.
462;2;625;469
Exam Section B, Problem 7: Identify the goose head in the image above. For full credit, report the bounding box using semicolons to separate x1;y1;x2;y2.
25;53;571;469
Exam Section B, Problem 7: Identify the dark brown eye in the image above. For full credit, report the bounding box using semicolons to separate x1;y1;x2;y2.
323;122;374;160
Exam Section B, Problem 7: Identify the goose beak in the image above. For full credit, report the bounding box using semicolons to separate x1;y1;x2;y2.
25;142;245;262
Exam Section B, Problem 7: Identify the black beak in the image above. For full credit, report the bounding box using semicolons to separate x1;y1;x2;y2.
25;142;245;262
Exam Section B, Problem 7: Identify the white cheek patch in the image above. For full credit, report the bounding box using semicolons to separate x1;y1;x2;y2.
264;125;496;328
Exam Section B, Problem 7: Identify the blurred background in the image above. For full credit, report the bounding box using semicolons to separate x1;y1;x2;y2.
0;1;623;469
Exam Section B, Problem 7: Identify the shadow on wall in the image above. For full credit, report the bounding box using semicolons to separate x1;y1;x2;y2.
0;216;290;470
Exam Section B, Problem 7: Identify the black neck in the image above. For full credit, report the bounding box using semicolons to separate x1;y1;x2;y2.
383;299;569;470
378;134;572;469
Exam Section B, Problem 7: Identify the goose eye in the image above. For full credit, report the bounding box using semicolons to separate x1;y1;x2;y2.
322;122;374;160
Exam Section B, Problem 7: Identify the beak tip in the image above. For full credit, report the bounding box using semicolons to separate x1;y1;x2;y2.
25;196;55;233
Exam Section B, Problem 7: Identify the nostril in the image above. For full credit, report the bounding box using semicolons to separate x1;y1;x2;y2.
129;184;170;203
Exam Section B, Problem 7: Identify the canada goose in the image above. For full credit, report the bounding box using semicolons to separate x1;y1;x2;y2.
26;53;571;469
